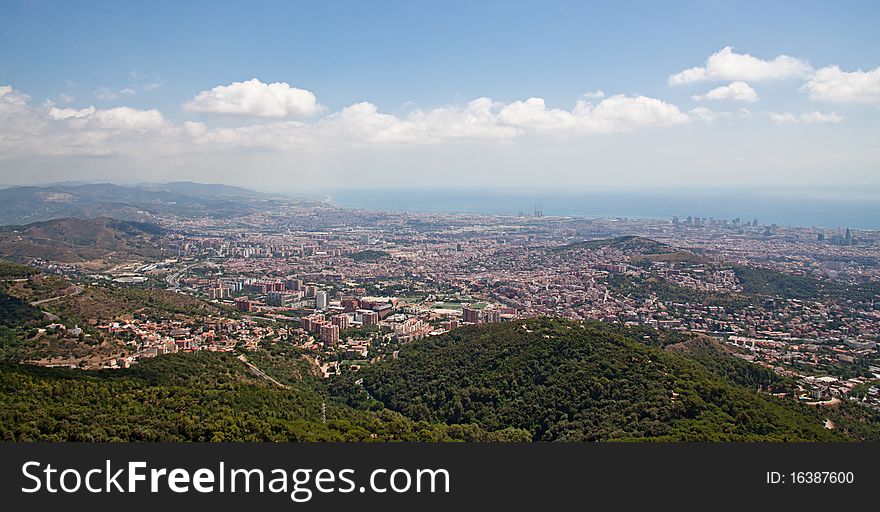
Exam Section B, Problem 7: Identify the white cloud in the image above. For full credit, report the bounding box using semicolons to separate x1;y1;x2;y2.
587;95;690;130
768;112;798;124
318;102;428;145
408;98;520;140
582;90;605;99
689;106;753;123
689;106;717;122
48;105;164;130
799;111;843;123
182;121;208;138
191;120;311;149
768;111;843;124
2;82;691;159
802;65;880;103
188;92;689;149
119;88;137;96
48;106;96;120
184;78;322;118
0;85;30;118
88;107;165;130
497;94;689;136
692;81;759;102
669;47;811;86
0;85;171;158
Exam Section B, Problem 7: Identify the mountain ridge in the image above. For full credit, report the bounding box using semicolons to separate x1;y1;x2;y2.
0;181;287;225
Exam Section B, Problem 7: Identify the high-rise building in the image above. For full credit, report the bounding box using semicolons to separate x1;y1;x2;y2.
358;309;379;326
462;306;481;324
301;314;326;333
267;291;289;307
315;290;328;309
235;298;251;312
320;324;340;345
209;288;229;299
331;313;350;330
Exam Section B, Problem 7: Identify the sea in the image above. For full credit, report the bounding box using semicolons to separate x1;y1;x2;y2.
323;188;880;231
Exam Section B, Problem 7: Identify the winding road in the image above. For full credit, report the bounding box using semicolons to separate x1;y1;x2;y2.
29;284;83;306
237;354;289;389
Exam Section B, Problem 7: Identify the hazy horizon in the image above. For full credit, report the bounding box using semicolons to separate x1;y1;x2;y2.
2;179;879;229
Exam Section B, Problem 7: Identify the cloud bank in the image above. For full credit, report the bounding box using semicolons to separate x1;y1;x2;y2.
0;81;693;157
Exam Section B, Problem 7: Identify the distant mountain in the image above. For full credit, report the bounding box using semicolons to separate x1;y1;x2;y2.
0;182;287;225
136;181;272;200
335;318;879;441
0;217;164;263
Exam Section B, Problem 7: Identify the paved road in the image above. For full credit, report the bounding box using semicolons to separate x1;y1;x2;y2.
29;284;83;306
237;354;289;389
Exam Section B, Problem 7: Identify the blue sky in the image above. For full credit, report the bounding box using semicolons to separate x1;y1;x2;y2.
1;0;878;190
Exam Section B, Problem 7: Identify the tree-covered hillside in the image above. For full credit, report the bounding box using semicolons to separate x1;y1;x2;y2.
0;350;530;442
335;318;878;441
553;235;670;254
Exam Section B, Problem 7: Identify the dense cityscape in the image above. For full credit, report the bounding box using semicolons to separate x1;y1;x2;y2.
9;192;875;415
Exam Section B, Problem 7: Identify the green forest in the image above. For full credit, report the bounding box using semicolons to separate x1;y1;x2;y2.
0;350;529;442
333;318;880;441
3;290;879;441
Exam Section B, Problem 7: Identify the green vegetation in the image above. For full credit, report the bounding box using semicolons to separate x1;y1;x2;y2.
342;324;387;340
432;302;463;310
4;274;73;303
636;251;709;265
0;217;163;263
554;236;670;254
0;290;44;329
733;266;880;303
0;263;231;365
334;318;872;441
348;250;390;262
0;259;39;280
45;285;230;324
605;274;754;312
0;350;529;441
3;317;878;442
246;341;321;387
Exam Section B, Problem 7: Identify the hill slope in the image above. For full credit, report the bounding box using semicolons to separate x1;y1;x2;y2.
553;235;671;254
0;182;284;225
0;350;530;442
0;217;164;263
337;318;874;441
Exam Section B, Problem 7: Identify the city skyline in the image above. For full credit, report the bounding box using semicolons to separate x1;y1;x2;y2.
1;0;879;190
